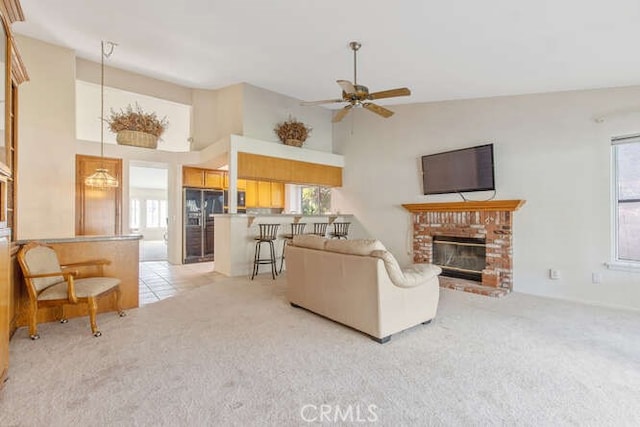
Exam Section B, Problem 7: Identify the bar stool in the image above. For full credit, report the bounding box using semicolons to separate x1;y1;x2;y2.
329;222;350;239
279;222;306;274
251;223;280;280
310;222;328;237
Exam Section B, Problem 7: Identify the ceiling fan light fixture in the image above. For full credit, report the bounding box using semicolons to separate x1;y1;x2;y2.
303;41;411;122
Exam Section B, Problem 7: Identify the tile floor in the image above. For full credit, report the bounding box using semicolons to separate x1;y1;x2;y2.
139;261;219;305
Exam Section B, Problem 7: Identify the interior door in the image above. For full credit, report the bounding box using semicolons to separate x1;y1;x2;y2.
76;155;122;235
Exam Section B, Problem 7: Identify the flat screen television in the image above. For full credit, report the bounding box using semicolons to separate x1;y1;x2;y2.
421;143;495;195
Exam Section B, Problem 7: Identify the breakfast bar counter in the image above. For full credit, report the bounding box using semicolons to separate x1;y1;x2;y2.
213;214;355;277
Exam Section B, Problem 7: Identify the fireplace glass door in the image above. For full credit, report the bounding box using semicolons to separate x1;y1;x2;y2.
433;236;486;281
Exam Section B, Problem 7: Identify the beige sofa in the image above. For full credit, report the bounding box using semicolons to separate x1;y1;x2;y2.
286;235;442;343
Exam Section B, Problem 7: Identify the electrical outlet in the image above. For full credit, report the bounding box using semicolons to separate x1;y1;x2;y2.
549;269;560;280
592;273;602;284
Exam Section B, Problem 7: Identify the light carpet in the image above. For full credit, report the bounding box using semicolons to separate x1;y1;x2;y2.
1;273;639;426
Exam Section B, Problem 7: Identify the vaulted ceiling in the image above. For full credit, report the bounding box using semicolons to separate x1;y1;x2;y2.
13;0;640;106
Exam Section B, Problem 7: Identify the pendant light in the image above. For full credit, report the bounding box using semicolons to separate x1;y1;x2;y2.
85;40;119;188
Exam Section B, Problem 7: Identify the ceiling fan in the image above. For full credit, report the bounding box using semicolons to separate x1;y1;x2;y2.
301;41;411;123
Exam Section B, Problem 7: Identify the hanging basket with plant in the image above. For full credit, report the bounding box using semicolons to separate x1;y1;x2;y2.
108;103;169;149
274;117;312;147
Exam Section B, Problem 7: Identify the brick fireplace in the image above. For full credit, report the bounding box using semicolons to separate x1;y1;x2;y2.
402;200;525;297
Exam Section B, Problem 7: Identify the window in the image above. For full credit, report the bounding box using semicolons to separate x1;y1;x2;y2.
145;200;168;228
613;137;640;262
301;186;332;215
130;199;140;229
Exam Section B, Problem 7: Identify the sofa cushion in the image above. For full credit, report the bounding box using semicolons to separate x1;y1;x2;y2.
324;239;386;256
371;250;442;288
292;234;327;250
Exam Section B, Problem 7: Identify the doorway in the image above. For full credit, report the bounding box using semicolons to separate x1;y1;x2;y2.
129;164;169;261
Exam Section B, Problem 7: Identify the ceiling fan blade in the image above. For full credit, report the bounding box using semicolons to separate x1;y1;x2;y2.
332;105;354;123
300;98;344;106
337;80;356;95
368;87;411;100
363;102;394;118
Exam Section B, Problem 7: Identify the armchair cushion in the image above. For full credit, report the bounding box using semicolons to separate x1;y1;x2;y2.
38;277;121;301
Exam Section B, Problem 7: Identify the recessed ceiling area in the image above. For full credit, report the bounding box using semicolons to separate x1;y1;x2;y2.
13;0;640;105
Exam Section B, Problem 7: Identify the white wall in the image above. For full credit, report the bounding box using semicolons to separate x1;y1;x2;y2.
16;36;77;239
332;87;640;310
76;58;192;105
242;83;333;152
191;85;244;151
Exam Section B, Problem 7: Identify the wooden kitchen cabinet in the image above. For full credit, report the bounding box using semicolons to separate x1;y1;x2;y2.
245;180;284;209
245;180;258;207
270;182;284;208
183;167;228;189
183;167;204;187
204;170;224;189
257;181;272;207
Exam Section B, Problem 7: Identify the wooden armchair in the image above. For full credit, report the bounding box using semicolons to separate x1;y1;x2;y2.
17;242;126;339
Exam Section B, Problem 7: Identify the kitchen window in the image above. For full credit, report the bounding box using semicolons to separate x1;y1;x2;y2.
301;186;331;215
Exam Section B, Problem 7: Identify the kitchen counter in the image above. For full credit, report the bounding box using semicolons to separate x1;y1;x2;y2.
213;213;357;277
16;234;143;245
14;235;141;327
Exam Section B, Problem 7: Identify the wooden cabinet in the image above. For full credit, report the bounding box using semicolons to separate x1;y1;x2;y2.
0;0;29;390
183;167;205;187
271;182;284;208
257;181;271;207
238;152;342;187
204;170;224;189
244;179;284;209
245;180;258;207
183;167;227;190
0;230;8;388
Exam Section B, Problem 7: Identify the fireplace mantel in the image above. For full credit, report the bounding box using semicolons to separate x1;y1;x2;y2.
402;199;526;213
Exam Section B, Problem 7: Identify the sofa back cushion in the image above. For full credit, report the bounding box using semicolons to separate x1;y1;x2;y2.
292;234;328;250
324;239;386;256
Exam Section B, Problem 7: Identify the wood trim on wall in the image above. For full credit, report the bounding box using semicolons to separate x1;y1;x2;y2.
10;38;27;84
0;1;28;85
238;152;342;187
402;200;526;213
0;0;24;24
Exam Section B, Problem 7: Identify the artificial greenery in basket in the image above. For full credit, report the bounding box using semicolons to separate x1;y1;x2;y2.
108;103;169;149
274;117;312;147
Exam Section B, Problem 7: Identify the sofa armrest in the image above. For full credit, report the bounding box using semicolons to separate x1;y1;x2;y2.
371;250;442;288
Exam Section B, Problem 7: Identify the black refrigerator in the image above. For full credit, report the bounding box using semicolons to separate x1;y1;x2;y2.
183;188;224;263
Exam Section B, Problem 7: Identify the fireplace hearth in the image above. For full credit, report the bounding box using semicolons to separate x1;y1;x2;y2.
402;200;525;297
